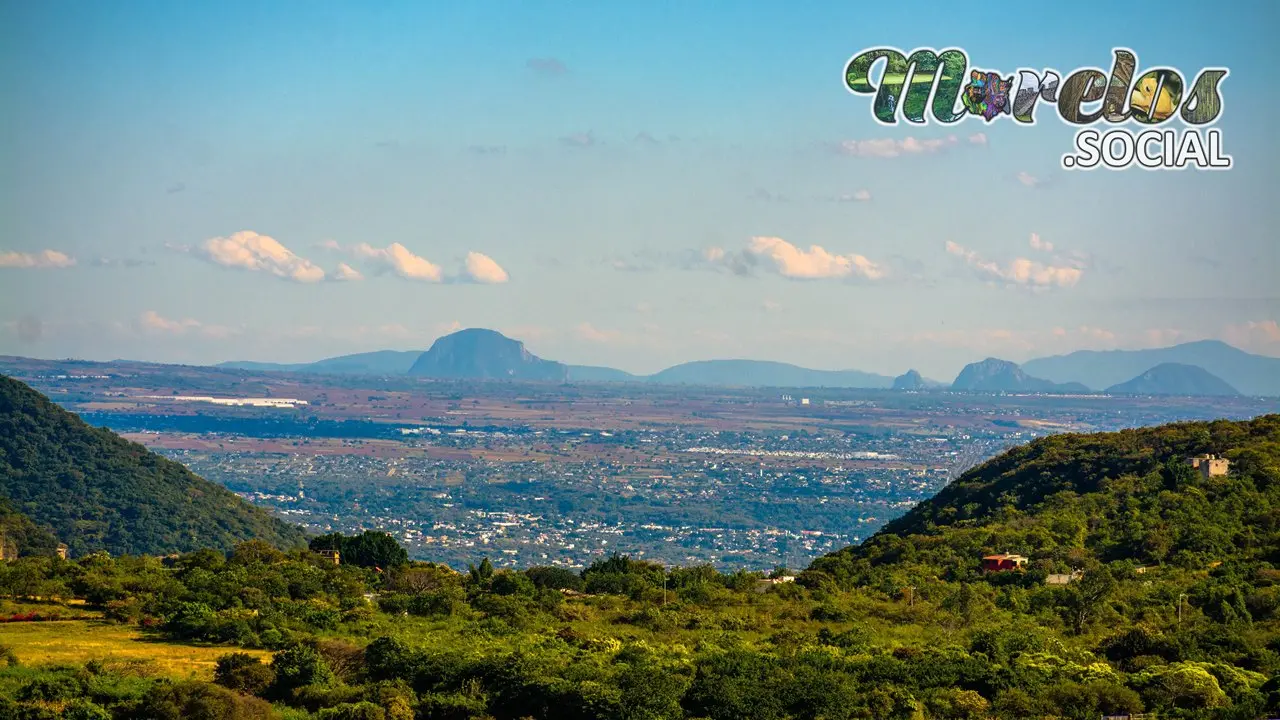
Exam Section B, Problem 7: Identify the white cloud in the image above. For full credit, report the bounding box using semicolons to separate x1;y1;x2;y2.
140;310;199;334
1017;171;1042;187
333;262;364;281
946;240;1083;289
137;310;237;339
463;252;510;284
0;249;76;268
834;135;961;158
968;133;988;145
197;231;325;283
353;242;443;282
560;132;597;148
826;189;872;202
1142;328;1186;347
572;322;666;349
1028;233;1054;252
899;325;1122;355
576;322;621;344
1222;320;1280;353
747;236;885;280
329;241;506;284
1052;325;1117;343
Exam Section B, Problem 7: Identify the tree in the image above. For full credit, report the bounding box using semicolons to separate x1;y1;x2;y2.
271;644;334;694
524;565;584;592
309;531;408;570
214;653;275;695
137;681;275;720
386;564;458;594
317;702;387;720
467;558;495;588
1061;566;1118;634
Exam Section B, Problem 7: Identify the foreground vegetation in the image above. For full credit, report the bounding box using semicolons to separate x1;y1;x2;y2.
1;415;1279;717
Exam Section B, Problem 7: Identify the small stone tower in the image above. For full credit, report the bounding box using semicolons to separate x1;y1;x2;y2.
1187;454;1230;479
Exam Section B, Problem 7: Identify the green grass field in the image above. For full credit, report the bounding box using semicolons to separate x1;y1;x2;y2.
0;620;268;679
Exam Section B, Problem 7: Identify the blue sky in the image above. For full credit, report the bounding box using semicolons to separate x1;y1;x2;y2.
2;0;1277;379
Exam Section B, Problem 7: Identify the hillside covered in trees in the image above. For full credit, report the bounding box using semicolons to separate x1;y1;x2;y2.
0;413;1278;719
0;375;307;557
809;414;1280;586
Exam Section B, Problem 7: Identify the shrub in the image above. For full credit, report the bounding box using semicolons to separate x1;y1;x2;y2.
137;680;276;720
271;644;335;694
214;653;276;695
317;701;388;720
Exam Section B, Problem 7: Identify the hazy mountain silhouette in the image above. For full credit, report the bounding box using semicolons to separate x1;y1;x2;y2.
951;358;1089;393
892;369;943;390
1105;362;1240;397
220;350;421;376
1022;340;1280;396
407;329;568;381
644;360;893;388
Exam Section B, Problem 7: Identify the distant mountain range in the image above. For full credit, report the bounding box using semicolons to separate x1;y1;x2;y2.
1022;340;1280;397
640;360;893;388
1105;362;1239;396
223;329;896;389
215;330;1279;396
220;349;422;376
949;358;1089;394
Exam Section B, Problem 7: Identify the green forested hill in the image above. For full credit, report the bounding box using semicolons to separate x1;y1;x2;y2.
809;414;1280;585
0;375;307;557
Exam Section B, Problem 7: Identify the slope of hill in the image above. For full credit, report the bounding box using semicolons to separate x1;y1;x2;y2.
566;364;640;382
219;349;422;376
646;360;894;388
0;375;307;557
0;497;58;557
950;357;1089;393
1106;362;1240;396
809;414;1280;585
1023;339;1280;396
407;328;568;381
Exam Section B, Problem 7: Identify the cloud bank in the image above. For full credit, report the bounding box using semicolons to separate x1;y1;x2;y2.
340;242;509;284
0;249;76;268
945;235;1086;289
832;133;986;158
198;231;326;283
745;237;885;280
353;242;444;282
137;310;237;339
464;252;510;284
